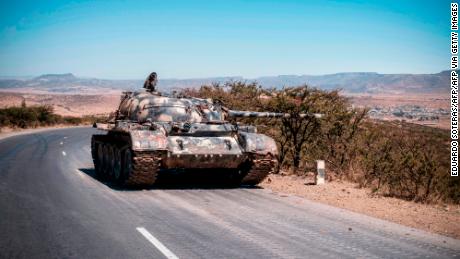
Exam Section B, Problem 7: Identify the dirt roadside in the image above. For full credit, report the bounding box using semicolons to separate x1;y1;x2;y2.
261;174;460;239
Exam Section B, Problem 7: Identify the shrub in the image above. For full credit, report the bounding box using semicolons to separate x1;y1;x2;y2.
181;82;458;204
358;122;455;203
0;105;105;128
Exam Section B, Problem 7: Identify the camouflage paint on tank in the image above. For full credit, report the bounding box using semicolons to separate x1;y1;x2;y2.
167;136;242;155
119;92;220;123
118;92;320;123
130;129;167;151
238;132;278;156
163;153;246;168
92;72;323;186
96;81;321;170
163;136;246;168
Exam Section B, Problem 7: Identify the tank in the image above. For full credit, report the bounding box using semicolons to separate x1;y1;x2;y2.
91;72;321;186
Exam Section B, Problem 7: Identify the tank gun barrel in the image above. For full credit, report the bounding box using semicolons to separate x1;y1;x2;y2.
228;110;323;119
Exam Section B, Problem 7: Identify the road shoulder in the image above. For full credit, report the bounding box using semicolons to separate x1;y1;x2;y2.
261;174;460;239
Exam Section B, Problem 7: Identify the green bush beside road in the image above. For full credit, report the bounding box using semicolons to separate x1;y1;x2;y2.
0;105;104;129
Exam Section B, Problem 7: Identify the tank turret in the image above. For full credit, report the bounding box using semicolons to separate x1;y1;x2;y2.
91;72;321;187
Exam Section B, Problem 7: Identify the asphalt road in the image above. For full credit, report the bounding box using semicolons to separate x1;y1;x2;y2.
0;127;459;259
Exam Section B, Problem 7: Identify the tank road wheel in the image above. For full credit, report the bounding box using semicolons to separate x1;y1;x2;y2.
96;144;105;179
91;137;100;174
102;145;110;179
113;148;123;184
106;145;115;180
122;149;133;181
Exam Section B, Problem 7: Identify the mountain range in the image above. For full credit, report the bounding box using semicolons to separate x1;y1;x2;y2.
0;71;451;94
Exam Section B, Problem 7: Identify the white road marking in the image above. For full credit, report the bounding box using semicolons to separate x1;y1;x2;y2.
60;142;64;145
136;227;179;259
62;151;66;156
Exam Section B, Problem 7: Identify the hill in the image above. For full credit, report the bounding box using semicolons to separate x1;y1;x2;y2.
258;71;450;93
0;71;451;94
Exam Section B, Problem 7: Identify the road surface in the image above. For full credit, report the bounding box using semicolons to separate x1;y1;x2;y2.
0;127;459;258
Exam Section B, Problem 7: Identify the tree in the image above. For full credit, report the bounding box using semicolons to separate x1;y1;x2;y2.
267;86;322;170
313;91;367;176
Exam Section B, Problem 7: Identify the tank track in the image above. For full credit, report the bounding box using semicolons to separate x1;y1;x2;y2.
241;157;277;186
91;135;161;187
124;151;161;186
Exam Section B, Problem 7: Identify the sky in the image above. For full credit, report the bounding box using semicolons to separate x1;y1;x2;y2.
0;0;452;79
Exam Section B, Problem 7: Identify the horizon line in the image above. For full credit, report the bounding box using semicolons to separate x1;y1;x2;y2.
0;70;452;81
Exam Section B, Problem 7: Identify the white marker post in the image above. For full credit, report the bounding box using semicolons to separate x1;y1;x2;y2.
315;160;325;185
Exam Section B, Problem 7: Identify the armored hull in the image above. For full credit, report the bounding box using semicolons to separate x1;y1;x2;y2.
91;85;279;186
